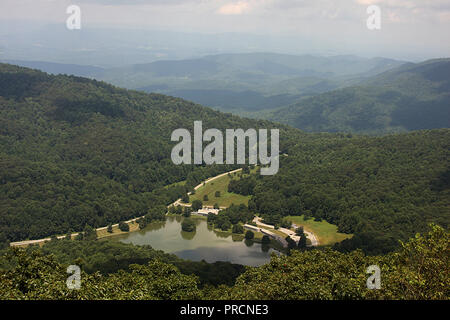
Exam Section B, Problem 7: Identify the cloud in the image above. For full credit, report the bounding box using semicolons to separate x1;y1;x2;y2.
217;1;251;15
355;0;382;5
75;0;196;5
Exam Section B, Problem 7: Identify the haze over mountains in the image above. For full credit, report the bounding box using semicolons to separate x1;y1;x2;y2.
4;53;449;134
257;58;450;133
104;53;405;112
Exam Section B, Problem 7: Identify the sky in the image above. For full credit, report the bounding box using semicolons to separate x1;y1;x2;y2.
1;0;450;62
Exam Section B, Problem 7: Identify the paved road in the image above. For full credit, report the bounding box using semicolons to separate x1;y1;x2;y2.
11;167;322;249
10;168;243;247
253;217;319;247
292;223;319;246
243;223;289;248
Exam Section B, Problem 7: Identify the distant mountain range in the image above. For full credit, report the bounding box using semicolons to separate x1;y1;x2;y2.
0;60;105;78
257;58;450;133
3;53;406;114
4;54;449;133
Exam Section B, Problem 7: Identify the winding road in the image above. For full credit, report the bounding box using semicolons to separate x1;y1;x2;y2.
10;167;319;249
253;217;319;247
10;168;242;247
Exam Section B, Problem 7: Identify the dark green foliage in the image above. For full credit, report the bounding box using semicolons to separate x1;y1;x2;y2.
0;233;9;250
298;235;307;249
207;212;216;224
232;224;244;234
228;176;256;196
281;219;292;229
138;206;167;229
0;224;447;299
212;224;449;300
285;236;297;250
182;206;192;217
107;224;113;233
118;222;129;232
210;204;253;232
220;204;253;225
2;240;245;287
0;247;202;300
247;129;450;254
192;200;203;211
181;194;189;203
261;235;271;244
215;215;232;231
174;260;246;288
245;230;254;240
214;191;221;198
82;225;97;241
203;195;209;201
1;63;448;259
1;64;283;242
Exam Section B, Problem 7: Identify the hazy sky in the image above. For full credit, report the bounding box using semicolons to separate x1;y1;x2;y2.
1;0;450;61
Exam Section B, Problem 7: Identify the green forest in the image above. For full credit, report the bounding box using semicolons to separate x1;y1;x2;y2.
232;129;449;254
0;225;448;299
0;63;283;242
0;64;448;300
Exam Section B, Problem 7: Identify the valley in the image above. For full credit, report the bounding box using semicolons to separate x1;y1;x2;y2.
1;0;449;304
0;62;448;301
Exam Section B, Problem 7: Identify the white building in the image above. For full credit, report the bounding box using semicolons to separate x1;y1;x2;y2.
193;207;220;216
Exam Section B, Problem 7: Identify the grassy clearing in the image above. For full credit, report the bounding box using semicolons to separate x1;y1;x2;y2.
189;170;251;207
286;215;353;246
96;220;140;239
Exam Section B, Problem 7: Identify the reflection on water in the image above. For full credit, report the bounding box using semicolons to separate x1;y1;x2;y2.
244;239;254;247
112;216;279;266
180;230;196;240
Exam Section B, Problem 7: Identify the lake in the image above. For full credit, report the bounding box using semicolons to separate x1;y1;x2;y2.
111;215;279;266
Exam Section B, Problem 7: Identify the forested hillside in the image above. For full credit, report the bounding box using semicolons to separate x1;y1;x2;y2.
233;130;449;254
0;63;448;257
261;59;450;133
0;63;283;243
10;240;245;287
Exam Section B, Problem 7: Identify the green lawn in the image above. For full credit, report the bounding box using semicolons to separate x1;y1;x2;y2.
286;215;353;246
189;171;251;208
